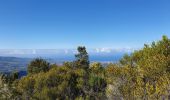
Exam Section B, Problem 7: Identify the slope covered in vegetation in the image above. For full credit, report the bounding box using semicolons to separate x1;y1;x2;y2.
0;36;170;100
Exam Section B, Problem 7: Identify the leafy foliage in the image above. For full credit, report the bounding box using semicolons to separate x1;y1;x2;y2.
27;58;50;74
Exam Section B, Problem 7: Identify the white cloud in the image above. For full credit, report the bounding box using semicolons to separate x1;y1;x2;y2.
100;48;112;53
92;47;137;54
94;48;112;53
64;49;68;54
8;49;29;55
95;48;100;53
32;49;36;54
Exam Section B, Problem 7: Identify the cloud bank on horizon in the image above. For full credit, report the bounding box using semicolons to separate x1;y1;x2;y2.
0;48;136;57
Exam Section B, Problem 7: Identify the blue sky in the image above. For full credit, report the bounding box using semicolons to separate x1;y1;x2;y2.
0;0;169;49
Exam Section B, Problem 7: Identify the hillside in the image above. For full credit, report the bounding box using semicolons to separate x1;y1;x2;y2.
0;57;31;72
0;54;123;73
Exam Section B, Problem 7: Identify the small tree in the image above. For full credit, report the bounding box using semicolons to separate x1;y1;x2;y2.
27;58;50;74
75;46;90;70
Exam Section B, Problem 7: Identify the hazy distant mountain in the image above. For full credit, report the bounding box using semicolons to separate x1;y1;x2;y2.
0;56;31;72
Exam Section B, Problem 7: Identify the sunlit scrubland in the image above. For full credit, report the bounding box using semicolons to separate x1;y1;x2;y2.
0;36;170;100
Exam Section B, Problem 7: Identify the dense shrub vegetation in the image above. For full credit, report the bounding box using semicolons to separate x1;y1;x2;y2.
0;36;170;100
